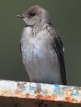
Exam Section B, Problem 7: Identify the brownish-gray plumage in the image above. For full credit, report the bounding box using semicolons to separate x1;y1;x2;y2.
17;5;67;85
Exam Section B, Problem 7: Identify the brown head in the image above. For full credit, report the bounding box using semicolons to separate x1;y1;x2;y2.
17;5;50;26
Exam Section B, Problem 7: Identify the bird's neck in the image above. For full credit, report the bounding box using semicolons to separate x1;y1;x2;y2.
32;22;47;35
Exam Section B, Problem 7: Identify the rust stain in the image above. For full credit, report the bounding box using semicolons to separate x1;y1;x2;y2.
65;95;81;103
35;94;44;99
15;89;21;96
25;93;31;98
0;80;81;104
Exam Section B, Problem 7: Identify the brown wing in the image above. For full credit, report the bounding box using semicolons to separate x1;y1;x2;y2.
46;24;67;85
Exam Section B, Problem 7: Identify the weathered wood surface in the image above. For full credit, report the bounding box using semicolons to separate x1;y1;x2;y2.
0;80;81;107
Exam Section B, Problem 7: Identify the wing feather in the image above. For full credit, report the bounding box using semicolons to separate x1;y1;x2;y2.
46;24;67;85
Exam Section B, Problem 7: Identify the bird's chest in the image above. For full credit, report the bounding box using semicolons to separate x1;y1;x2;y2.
20;27;61;83
21;27;48;62
22;40;43;62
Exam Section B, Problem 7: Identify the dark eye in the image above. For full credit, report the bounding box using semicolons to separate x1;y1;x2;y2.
29;12;35;17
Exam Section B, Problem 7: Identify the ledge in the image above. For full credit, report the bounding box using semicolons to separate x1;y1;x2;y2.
0;80;81;107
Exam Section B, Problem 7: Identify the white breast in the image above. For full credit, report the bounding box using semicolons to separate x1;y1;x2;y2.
21;27;62;84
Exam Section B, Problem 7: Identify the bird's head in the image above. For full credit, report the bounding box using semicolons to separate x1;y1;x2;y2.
17;5;50;27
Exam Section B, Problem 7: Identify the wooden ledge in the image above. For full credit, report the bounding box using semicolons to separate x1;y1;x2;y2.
0;80;81;107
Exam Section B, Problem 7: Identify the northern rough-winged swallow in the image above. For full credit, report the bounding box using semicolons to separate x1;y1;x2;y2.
17;5;67;85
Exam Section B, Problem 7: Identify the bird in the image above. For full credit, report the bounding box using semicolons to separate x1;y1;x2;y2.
17;5;67;85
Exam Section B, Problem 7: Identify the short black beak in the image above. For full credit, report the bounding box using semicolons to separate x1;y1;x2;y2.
16;15;24;18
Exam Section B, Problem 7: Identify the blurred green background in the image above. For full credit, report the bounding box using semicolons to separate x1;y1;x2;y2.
0;0;81;86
